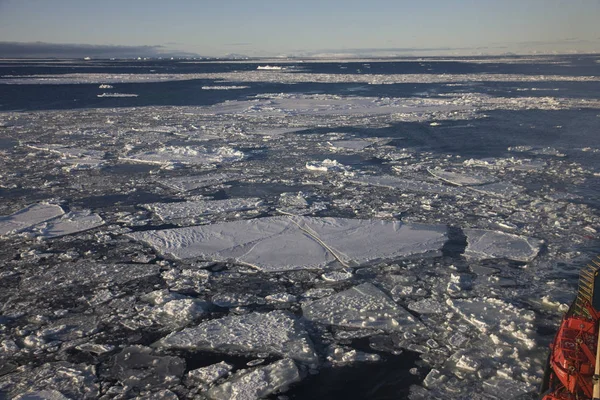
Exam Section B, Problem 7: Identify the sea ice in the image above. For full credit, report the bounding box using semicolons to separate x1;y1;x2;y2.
128;216;447;271
187;362;233;385
302;283;425;332
122;146;244;167
142;198;264;221
160;173;233;192
0;203;65;236
206;359;300;400
31;210;104;238
427;168;496;186
328;139;375;151
448;297;536;349
464;229;543;262
350;175;463;195
154;310;318;364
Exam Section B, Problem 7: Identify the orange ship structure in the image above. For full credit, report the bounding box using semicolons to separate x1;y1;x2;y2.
541;259;600;400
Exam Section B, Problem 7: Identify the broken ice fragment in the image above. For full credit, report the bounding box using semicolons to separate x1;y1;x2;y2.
464;229;543;262
187;361;233;385
128;216;447;272
154;310;318;364
160;173;233;192
0;203;64;236
302;283;425;332
142;198;263;221
206;359;300;400
427;168;496;186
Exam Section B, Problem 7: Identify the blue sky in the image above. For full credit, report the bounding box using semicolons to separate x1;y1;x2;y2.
1;0;599;57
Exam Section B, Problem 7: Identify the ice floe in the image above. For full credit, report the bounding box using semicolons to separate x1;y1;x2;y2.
122;145;244;167
464;229;543;262
154;310;318;364
302;283;425;333
142;198;264;221
206;359;300;400
30;210;104;238
0;203;64;236
128;216;447;271
187;361;233;386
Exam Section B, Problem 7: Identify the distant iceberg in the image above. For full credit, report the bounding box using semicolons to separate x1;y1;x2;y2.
257;65;283;70
97;93;138;98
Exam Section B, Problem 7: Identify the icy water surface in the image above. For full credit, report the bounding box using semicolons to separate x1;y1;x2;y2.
1;55;600;399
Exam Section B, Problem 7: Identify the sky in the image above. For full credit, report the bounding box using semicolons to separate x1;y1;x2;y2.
1;0;599;58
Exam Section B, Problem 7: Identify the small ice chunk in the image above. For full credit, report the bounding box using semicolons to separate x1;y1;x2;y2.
187;361;233;385
150;299;206;326
482;376;534;398
265;293;298;303
423;369;446;389
207;359;300;400
0;203;64;236
407;298;446;314
427;168;496;186
328;139;374;151
15;390;70;400
306;159;351;174
464;229;543;262
142;198;263;221
154;310;318;364
110;346;185;390
321;270;353;282
302;283;424;332
326;345;381;365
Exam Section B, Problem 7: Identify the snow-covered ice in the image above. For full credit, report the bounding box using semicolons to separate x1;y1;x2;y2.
0;203;64;236
122;145;244;167
302;283;425;332
128;216;447;271
206;359;300;400
464;229;543;262
154;310;318;364
31;210;104;238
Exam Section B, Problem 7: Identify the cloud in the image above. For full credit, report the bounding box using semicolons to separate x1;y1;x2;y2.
0;41;200;58
226;43;253;46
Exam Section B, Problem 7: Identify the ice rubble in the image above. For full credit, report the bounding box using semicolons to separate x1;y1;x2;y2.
464;229;543;262
154;310;318;364
142;198;264;221
0;203;64;235
206;359;300;400
159;173;233;192
128;216;447;271
427;168;496;187
449;297;536;349
122;146;244;167
3;71;600;85
302;283;425;333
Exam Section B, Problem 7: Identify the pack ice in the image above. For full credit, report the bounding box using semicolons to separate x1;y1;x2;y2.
128;216;447;271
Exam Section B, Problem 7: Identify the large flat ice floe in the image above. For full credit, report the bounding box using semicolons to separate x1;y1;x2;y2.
31;210;104;238
302;283;425;333
154;310;318;364
0;203;64;236
464;229;543;262
128;216;447;271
